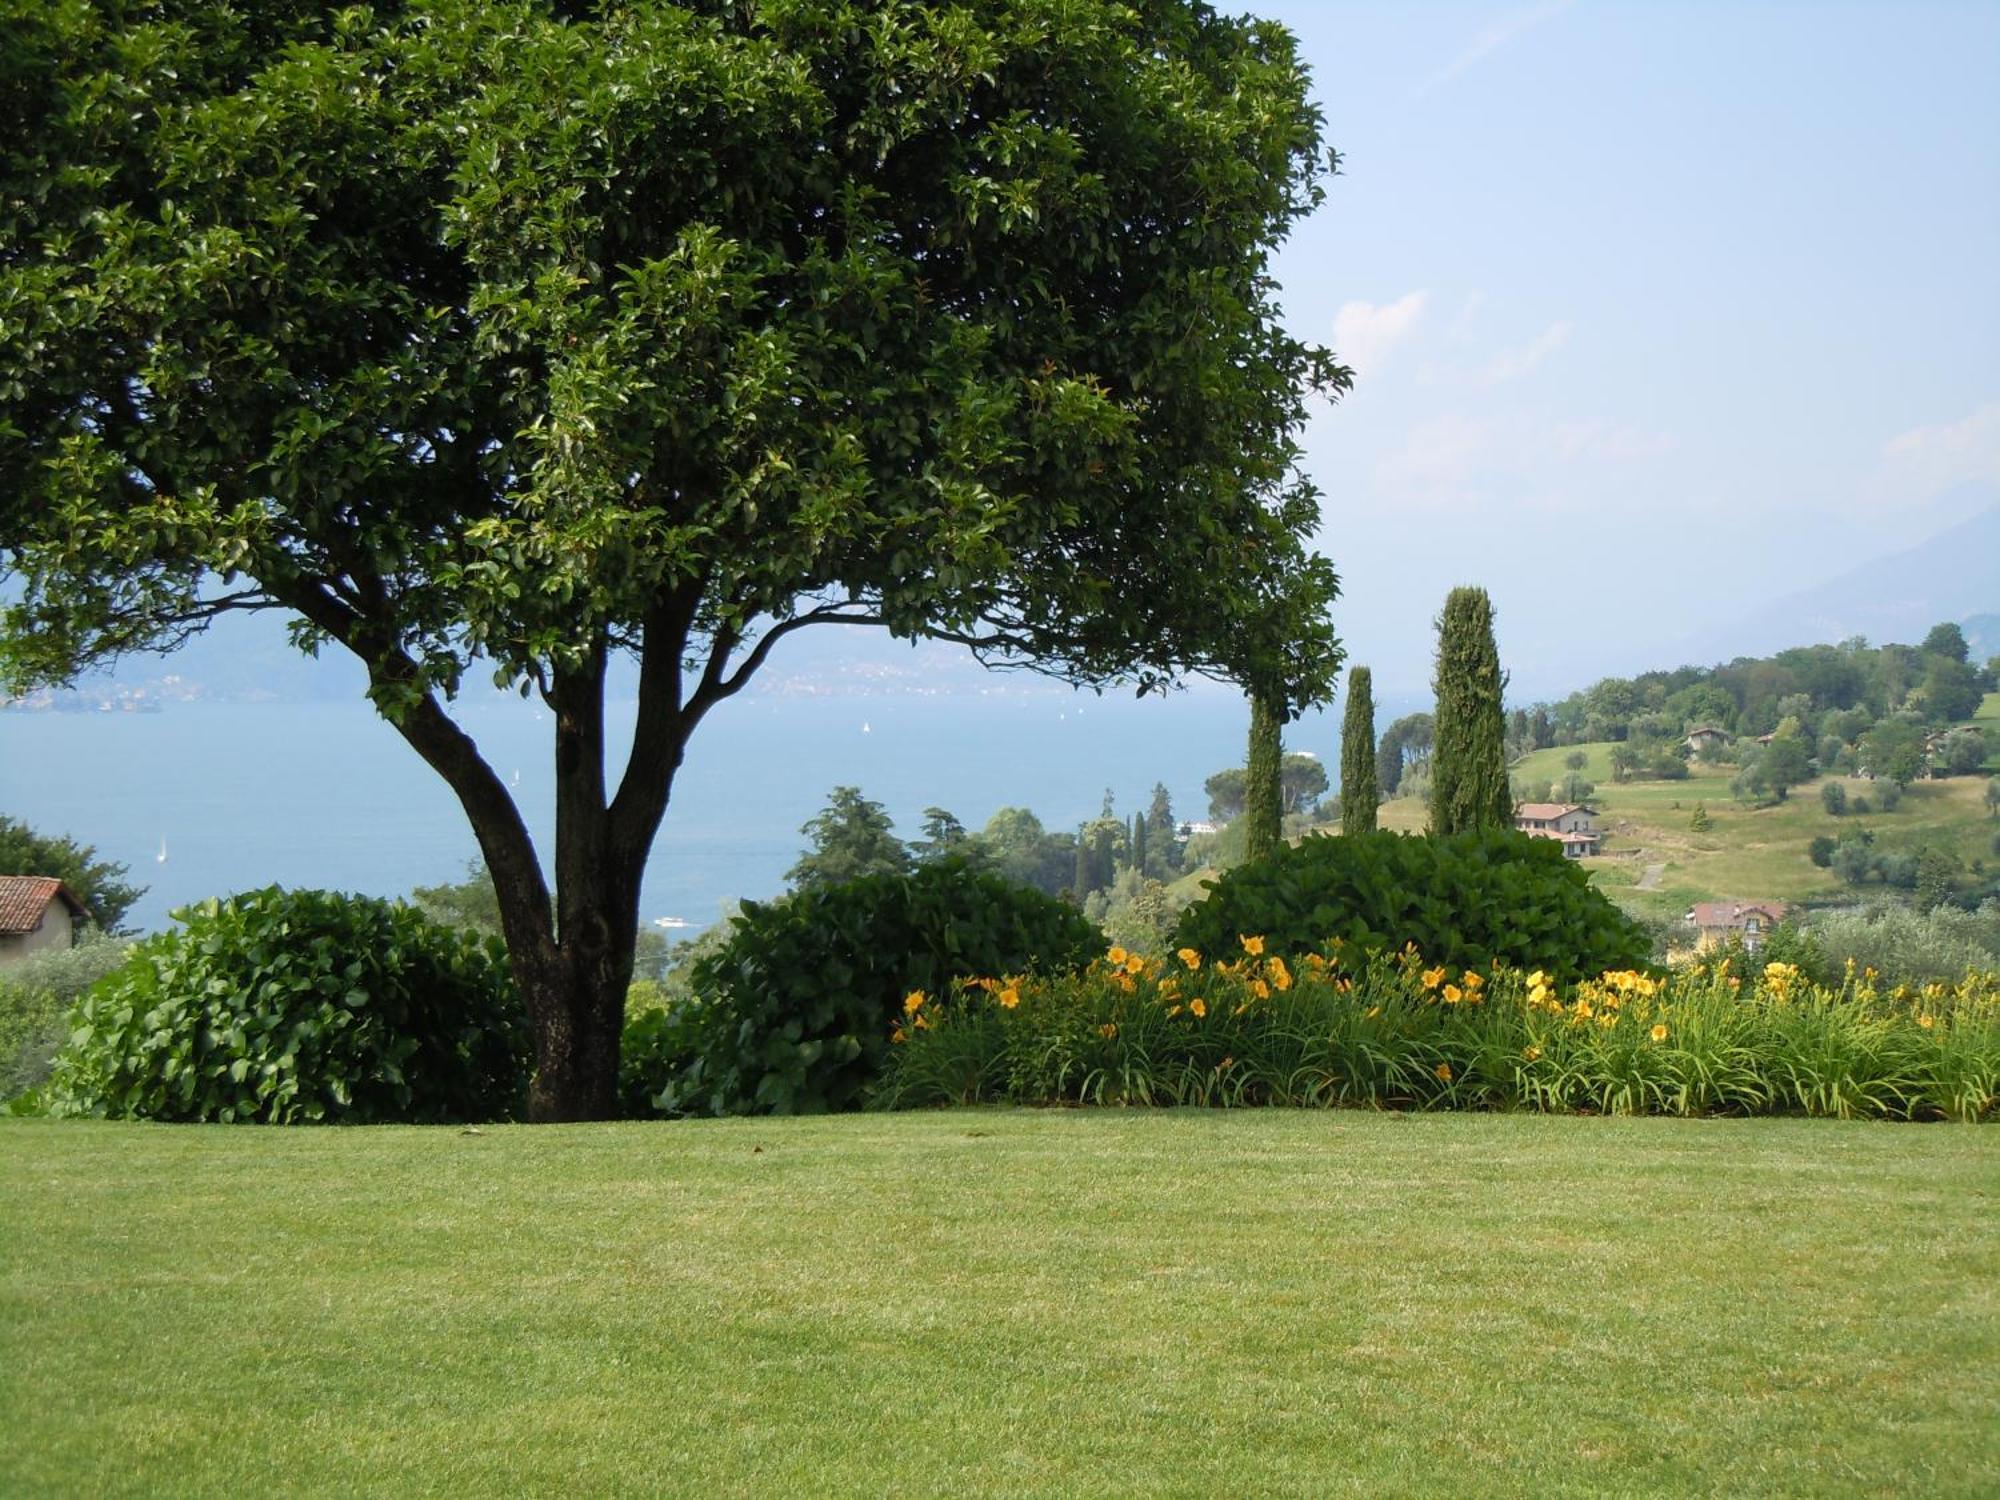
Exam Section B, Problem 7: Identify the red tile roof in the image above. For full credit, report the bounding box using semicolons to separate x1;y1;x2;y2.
0;876;89;935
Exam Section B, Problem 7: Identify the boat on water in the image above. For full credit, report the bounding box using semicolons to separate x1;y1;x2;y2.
156;836;168;864
652;916;692;930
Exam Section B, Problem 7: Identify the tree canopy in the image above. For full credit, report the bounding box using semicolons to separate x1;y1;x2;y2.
0;816;144;932
1;0;1349;1118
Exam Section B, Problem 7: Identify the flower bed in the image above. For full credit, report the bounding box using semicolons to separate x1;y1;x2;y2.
874;939;1999;1121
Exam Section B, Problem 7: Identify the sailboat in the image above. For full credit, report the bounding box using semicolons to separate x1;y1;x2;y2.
156;835;168;864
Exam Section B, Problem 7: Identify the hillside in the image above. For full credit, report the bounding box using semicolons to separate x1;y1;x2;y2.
1380;692;2000;924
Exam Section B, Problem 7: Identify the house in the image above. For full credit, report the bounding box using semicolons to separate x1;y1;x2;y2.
0;876;91;966
1513;803;1602;858
1685;725;1730;755
1684;900;1792;954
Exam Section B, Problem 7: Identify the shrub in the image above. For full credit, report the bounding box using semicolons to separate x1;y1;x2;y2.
876;944;1998;1122
46;888;527;1123
0;930;131;1103
1809;835;1836;868
1821;782;1847;816
642;858;1102;1116
1807;901;2000;987
1171;829;1649;984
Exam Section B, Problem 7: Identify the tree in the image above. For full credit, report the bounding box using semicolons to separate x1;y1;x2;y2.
1922;622;1970;663
1340;665;1378;835
1689;802;1713;833
1204;768;1249;823
1986;778;2000;819
1608;743;1639;783
1430;587;1511;835
0;816;144;932
1377;711;1434;796
2;2;1348;1119
1762;735;1811;800
1280;753;1329;816
1245;692;1283;862
1129;811;1147;875
787;788;908;890
911;808;977;866
1143;783;1181;877
1863;718;1926;787
1918;657;1984;724
1914;847;1959;912
980;808;1074;899
1565;751;1588;771
1820;781;1846;816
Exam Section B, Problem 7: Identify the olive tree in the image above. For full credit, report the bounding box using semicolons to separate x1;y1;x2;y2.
1;0;1348;1119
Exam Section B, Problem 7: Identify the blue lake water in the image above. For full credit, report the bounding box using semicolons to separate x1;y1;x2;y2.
0;686;1415;934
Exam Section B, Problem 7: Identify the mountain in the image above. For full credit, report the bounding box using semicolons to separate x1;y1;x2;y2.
1658;497;2000;667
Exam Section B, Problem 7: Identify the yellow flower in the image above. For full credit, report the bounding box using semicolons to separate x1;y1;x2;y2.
1434;1062;1453;1082
1421;965;1446;991
1098;1022;1118;1039
1190;997;1208;1019
1178;947;1202;970
1249;978;1271;1001
903;990;927;1015
1462;970;1484;990
1125;953;1148;976
1240;934;1266;957
1166;1004;1182;1019
1267;956;1293;992
1442;984;1464;1005
1365;1003;1382;1019
1918;1014;1935;1029
1574;1000;1594;1020
1158;976;1180;998
1107;945;1129;967
890;1025;906;1044
1526;970;1550;989
913;1012;930;1030
1650;1023;1669;1042
1523;1044;1542;1062
997;985;1021;1010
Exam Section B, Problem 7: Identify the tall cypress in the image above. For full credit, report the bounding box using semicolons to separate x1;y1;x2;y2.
1430;586;1512;835
1245;690;1283;862
1340;666;1378;835
1130;810;1147;874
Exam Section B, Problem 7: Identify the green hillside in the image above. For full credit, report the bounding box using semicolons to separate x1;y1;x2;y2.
1382;692;2000;924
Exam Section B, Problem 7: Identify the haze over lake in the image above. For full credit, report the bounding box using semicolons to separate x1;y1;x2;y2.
1;687;1414;935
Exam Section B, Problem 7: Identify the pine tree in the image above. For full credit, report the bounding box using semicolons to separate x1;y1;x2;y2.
1246;690;1283;861
1130;811;1147;873
1430;587;1512;835
1340;666;1379;835
1689;801;1712;833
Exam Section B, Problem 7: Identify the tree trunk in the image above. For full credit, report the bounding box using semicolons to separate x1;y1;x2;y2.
517;928;635;1123
1245;690;1283;862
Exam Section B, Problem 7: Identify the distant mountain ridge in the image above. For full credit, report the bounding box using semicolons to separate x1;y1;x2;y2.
1659;499;2000;668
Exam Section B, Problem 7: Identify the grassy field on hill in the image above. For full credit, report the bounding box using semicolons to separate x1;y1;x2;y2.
1381;692;2000;925
4;1113;1996;1498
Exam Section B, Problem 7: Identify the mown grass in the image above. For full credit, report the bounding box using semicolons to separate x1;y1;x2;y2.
3;1113;1996;1497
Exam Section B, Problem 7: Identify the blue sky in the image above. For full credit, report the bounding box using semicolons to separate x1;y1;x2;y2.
1261;0;2000;696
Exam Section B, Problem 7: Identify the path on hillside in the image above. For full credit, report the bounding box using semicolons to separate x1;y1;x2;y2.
1636;862;1666;892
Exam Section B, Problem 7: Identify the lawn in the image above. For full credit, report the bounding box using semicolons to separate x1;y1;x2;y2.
3;1113;1996;1497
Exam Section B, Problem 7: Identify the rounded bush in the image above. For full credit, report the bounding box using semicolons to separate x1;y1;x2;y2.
647;858;1103;1116
1172;828;1650;983
47;887;528;1123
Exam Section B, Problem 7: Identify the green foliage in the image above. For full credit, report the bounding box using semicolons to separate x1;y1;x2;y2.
45;888;526;1123
0;816;143;932
1377;712;1434;796
642;860;1101;1117
1809;834;1837;868
0;929;131;1103
878;946;1999;1122
1807;901;2000;987
788;787;910;890
1430;588;1511;834
1340;666;1378;835
1172;829;1649;984
1763;734;1813;798
1821;781;1847;816
1690;801;1714;833
1245;694;1283;862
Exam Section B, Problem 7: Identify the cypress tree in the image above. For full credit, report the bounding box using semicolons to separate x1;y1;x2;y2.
1340;666;1379;835
1131;810;1147;873
1430;586;1512;835
1245;690;1283;862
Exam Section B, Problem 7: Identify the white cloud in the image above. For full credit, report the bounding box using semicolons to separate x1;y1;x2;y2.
1479;320;1573;386
1372;411;1674;510
1880;401;2000;490
1332;291;1428;381
1415;0;1577;100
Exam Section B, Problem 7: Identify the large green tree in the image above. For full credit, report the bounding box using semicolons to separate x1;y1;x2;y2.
1339;664;1377;834
1;0;1347;1119
787;787;910;889
1429;587;1510;835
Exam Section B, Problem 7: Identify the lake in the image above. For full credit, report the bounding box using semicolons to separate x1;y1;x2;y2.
0;685;1414;934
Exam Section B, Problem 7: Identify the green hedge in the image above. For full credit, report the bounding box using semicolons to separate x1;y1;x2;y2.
637;859;1102;1116
46;888;527;1123
1173;828;1649;983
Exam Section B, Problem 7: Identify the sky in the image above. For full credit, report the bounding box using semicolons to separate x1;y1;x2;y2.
1258;0;2000;698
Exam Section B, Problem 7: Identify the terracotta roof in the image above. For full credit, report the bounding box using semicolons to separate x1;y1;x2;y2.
1515;802;1594;820
1686;900;1791;929
0;876;90;935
